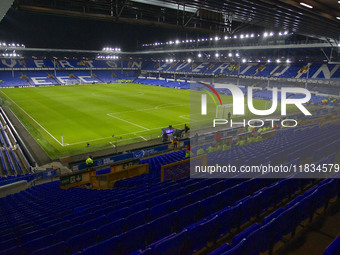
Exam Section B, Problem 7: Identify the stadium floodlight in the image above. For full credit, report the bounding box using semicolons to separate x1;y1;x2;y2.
279;32;283;36
214;36;219;41
186;40;189;43
251;34;254;38
166;59;169;62
198;39;200;42
276;59;281;63
170;59;174;63
242;59;247;63
235;53;240;57
286;59;291;63
215;53;220;58
269;32;274;36
228;53;232;57
198;53;202;58
268;59;271;63
233;35;238;39
284;31;289;35
187;58;192;63
240;34;244;39
264;32;268;37
337;17;340;20
246;34;249;38
224;36;228;40
175;40;180;44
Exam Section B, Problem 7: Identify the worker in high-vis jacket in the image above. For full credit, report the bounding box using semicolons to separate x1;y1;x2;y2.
86;155;94;168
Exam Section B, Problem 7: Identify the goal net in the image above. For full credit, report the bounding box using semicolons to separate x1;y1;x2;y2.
216;104;233;119
265;101;273;110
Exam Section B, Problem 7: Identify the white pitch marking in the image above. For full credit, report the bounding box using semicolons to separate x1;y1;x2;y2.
139;136;147;141
62;122;190;146
107;114;149;130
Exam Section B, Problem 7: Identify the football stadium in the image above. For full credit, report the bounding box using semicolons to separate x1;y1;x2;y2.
0;0;340;254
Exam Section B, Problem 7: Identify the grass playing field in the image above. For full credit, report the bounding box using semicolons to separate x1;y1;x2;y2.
0;83;300;159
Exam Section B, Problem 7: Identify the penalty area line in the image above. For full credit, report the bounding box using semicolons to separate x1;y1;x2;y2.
107;113;149;131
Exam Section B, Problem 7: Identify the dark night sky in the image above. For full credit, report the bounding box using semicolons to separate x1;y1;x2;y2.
0;7;202;51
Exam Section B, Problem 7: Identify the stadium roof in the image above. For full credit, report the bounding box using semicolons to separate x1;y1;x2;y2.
14;0;340;40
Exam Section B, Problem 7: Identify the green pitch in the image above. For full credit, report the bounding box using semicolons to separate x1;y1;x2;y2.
0;84;300;159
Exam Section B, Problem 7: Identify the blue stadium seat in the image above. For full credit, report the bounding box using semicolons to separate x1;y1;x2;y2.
93;206;115;217
208;243;231;255
177;201;201;231
262;208;284;225
0;245;22;255
150;201;172;220
190;187;209;202
324;234;340;255
0;238;17;251
210;181;226;195
234;196;254;225
232;223;260;246
201;193;222;218
149;212;177;243
0;233;15;243
276;203;299;239
215;204;240;238
31;241;66;255
24;234;54;255
126;209;149;230
167;187;185;201
47;220;71;233
54;224;83;243
152;230;188;255
243;227;264;255
120;224;150;254
82;236;119;255
82;215;107;232
172;194;191;211
66;229;97;254
187;216;218;253
130;201;149;213
107;207;129;222
97;218;125;242
220;238;246;255
149;194;168;208
21;229;47;245
17;226;40;236
71;213;94;225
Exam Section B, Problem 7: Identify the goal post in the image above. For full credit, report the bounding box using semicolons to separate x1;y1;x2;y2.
216;104;233;119
265;101;272;110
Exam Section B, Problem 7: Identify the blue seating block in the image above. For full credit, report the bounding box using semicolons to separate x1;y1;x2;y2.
97;218;125;242
31;241;66;255
82;236;119;255
66;229;97;254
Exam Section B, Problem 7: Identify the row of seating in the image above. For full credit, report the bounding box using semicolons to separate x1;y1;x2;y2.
0;158;325;255
208;172;340;255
